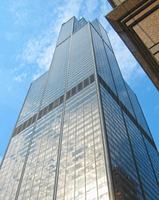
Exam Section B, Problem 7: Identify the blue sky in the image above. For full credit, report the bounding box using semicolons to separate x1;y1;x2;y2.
0;0;158;161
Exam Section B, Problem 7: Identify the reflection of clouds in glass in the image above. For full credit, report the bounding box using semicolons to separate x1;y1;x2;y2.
56;87;109;200
20;102;32;118
0;126;34;199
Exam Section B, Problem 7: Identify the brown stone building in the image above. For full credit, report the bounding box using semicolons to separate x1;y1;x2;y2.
106;0;159;90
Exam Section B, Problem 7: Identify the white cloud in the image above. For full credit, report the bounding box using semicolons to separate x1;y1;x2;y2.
84;0;99;18
18;29;56;72
9;0;29;25
14;73;27;82
56;0;83;24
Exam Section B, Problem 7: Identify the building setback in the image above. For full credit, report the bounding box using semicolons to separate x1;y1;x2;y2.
0;17;159;200
106;0;159;90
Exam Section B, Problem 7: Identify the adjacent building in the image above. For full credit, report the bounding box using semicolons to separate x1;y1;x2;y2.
0;17;159;200
106;0;159;90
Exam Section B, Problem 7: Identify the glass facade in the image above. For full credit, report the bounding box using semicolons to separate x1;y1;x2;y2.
17;105;63;200
0;17;159;200
17;72;48;126
56;84;109;200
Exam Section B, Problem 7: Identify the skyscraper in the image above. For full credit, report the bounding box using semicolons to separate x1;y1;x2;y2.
106;0;159;90
0;17;159;200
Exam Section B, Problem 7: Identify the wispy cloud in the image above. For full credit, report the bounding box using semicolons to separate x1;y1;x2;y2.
18;28;56;72
9;0;29;25
14;73;27;82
